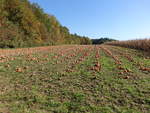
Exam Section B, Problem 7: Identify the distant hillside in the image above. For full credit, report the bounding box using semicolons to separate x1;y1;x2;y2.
92;38;116;44
0;0;91;48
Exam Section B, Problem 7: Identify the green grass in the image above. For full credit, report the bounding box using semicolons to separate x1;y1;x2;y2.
0;45;150;113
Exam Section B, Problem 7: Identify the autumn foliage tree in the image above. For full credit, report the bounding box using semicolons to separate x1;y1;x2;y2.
0;0;92;48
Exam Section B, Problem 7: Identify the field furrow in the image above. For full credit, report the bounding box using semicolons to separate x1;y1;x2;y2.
0;45;150;113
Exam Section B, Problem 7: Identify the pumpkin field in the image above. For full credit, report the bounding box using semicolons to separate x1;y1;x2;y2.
0;45;150;113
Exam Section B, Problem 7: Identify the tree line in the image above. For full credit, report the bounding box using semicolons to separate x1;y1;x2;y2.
0;0;92;48
92;38;117;45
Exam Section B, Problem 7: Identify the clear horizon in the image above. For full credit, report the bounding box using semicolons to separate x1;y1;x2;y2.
29;0;150;40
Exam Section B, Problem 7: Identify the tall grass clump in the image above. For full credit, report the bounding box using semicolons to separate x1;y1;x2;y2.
105;39;150;52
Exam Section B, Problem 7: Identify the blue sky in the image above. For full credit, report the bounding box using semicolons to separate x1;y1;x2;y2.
29;0;150;40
